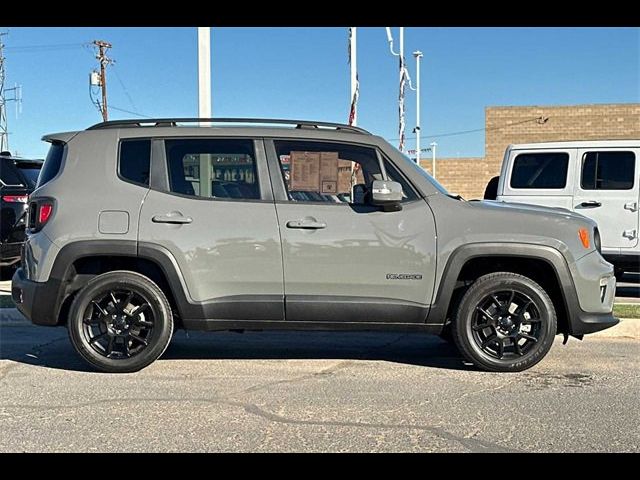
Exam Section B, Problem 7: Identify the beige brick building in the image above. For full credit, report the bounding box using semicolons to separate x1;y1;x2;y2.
419;103;640;199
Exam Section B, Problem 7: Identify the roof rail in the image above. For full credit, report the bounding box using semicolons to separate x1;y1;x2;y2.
86;118;370;134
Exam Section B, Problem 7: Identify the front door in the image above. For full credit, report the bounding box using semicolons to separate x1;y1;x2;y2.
573;148;639;250
267;139;437;323
139;138;284;320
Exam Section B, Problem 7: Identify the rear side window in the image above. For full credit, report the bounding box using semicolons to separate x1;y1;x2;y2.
510;152;569;189
119;139;151;186
0;159;24;186
581;151;635;190
165;138;260;200
37;143;65;188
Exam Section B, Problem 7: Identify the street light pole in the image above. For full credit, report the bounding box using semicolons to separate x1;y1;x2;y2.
430;141;437;179
197;27;212;122
413;51;423;164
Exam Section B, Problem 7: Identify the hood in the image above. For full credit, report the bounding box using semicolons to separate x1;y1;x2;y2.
472;199;594;225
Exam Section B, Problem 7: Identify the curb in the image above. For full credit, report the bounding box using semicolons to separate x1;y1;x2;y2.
591;318;639;340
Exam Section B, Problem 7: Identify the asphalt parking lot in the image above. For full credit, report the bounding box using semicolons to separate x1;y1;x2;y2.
0;325;638;452
0;274;638;452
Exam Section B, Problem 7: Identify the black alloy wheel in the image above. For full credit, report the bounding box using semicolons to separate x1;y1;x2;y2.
452;272;557;372
68;271;173;373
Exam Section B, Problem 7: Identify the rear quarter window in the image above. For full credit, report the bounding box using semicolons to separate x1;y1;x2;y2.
37;143;65;188
118;139;151;187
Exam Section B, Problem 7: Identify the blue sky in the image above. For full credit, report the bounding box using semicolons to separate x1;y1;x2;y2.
1;27;638;158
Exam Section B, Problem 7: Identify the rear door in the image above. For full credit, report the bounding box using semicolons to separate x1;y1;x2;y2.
574;148;639;250
138;137;284;321
498;149;575;210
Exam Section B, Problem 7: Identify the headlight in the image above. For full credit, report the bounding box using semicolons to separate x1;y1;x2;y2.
593;227;602;254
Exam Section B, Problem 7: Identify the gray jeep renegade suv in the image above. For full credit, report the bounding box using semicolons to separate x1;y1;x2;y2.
11;118;618;373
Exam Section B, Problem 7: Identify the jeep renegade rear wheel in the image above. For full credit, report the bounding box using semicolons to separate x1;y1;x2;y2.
451;272;557;372
67;271;174;373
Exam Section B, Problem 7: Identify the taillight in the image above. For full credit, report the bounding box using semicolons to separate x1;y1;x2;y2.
27;198;55;232
2;195;28;203
39;204;53;224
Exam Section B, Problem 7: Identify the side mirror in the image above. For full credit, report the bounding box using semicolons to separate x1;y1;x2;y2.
371;180;403;210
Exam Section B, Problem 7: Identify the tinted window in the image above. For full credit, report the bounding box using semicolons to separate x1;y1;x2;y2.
16;164;42;189
119;139;151;186
510;152;569;189
274;140;416;204
165;139;259;200
581;151;635;190
37;143;65;188
382;158;419;202
0;159;24;186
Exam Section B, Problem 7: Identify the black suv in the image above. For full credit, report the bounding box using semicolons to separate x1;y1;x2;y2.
1;153;42;268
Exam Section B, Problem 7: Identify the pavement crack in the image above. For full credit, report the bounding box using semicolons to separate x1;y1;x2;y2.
242;402;520;453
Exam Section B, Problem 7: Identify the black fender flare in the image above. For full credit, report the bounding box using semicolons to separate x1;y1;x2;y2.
426;242;580;333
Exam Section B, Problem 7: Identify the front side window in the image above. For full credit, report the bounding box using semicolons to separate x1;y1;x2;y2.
274;140;416;204
581;151;635;190
165;139;259;200
510;152;569;189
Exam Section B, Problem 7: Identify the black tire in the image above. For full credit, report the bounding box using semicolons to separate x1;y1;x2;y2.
67;271;174;373
451;272;557;372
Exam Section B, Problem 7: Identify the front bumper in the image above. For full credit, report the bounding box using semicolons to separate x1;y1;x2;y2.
566;252;618;336
11;267;61;326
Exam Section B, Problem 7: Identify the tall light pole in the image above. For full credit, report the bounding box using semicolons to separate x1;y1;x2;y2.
430;141;437;179
413;50;423;164
198;27;212;121
197;27;212;198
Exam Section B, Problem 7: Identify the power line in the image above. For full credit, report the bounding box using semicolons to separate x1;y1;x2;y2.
111;65;137;111
387;116;547;143
4;42;88;52
108;105;152;118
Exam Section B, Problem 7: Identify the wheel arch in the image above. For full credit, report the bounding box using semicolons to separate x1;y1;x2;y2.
428;243;577;335
48;240;191;326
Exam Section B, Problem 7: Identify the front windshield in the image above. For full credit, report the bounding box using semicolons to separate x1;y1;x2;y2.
399;151;451;195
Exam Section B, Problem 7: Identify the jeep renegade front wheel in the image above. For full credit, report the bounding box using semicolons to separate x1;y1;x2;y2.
451;272;557;372
67;271;174;373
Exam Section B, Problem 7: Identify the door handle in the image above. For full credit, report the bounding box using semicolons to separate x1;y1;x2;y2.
152;212;193;224
578;201;602;208
624;202;638;212
286;219;327;230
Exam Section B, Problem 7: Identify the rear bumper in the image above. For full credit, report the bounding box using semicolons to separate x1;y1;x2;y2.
0;242;22;266
11;267;60;326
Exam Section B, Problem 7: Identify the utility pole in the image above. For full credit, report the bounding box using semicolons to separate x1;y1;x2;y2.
413;50;423;164
92;40;113;122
